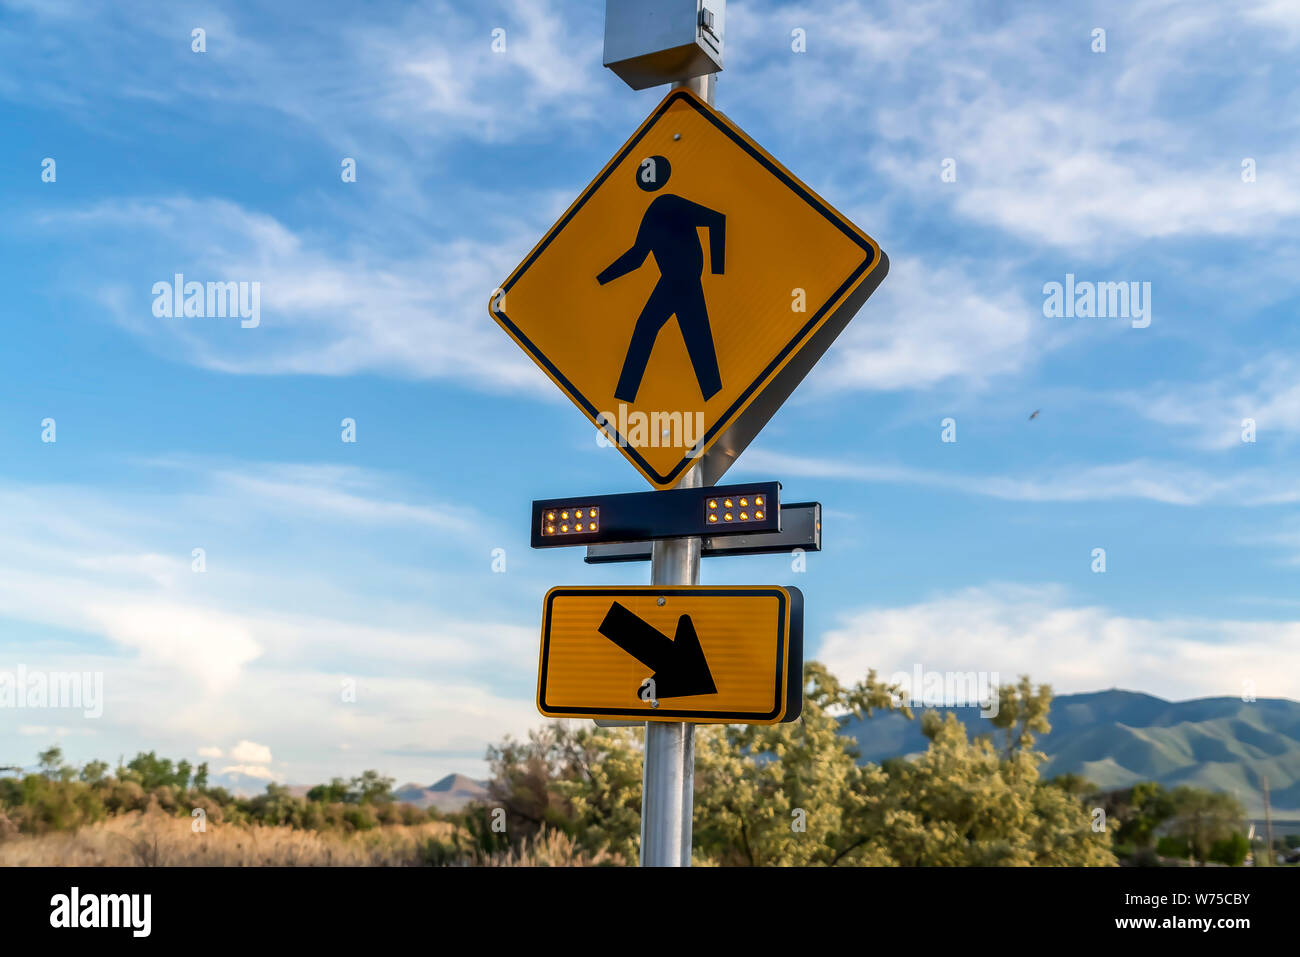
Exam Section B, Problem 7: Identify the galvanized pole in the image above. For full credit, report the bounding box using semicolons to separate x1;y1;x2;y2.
641;465;702;866
675;72;715;105
640;72;716;868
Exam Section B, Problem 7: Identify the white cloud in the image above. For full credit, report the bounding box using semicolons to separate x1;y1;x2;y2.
1131;356;1300;450
732;0;1300;251
219;764;276;781
816;256;1068;391
197;746;223;758
384;1;599;127
18;726;79;737
1246;0;1300;41
69;552;181;588
743;448;1300;506
0;0;604;151
938;116;1300;250
229;740;273;765
820;583;1300;701
201;462;482;536
1238;516;1300;567
81;601;263;694
41;197;550;388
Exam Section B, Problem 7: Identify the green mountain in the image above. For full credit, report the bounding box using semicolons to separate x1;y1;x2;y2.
837;690;1300;818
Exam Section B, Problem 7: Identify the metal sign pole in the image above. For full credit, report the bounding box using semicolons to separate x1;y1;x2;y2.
641;463;703;866
637;67;717;870
638;68;717;870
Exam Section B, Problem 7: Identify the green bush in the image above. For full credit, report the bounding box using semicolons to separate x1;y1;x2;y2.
1209;833;1249;866
0;746;415;839
101;780;147;815
2;774;105;834
1156;835;1190;859
341;804;379;832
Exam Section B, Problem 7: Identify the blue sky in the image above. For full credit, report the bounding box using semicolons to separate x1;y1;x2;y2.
1;0;1298;787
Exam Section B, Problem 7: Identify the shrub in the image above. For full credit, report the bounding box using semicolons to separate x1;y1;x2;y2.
1209;832;1249;866
341;804;379;832
1156;835;1190;859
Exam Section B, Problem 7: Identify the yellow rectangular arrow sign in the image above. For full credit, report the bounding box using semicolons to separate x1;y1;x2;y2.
537;585;802;724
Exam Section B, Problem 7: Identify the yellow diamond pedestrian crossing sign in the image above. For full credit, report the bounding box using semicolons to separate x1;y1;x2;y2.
490;88;887;489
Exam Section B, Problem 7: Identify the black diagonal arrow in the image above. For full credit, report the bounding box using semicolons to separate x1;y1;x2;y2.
597;602;718;699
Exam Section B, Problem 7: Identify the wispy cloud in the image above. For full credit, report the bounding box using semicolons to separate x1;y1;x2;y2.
201;462;483;536
0;0;605;149
815;256;1072;391
1126;355;1300;450
38;197;553;388
744;449;1300;506
729;0;1300;251
1238;516;1300;567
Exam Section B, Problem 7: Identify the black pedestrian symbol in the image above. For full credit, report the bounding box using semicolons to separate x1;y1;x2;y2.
596;155;726;403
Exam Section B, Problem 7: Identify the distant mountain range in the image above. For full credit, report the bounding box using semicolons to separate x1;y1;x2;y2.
244;691;1299;821
269;773;488;810
393;773;489;812
838;690;1300;819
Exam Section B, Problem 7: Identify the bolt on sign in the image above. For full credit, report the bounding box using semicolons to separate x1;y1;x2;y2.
537;585;803;724
489;88;887;490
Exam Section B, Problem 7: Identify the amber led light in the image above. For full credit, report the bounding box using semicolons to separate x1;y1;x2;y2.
706;493;766;525
541;506;600;537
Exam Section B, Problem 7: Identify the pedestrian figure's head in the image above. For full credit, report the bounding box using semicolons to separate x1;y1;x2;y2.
637;155;671;192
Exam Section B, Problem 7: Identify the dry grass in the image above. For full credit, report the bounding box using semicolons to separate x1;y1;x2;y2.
0;811;627;866
0;811;457;866
474;828;626;867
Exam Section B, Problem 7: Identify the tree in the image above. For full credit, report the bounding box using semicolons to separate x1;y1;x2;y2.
482;722;643;859
1048;773;1097;799
988;675;1053;758
37;746;68;780
122;751;183;790
693;668;1114;866
7;747;104;833
1167;786;1244;864
872;711;1113;866
550;726;643;861
306;778;350;804
350;770;395;805
1106;781;1176;858
692;662;907;865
